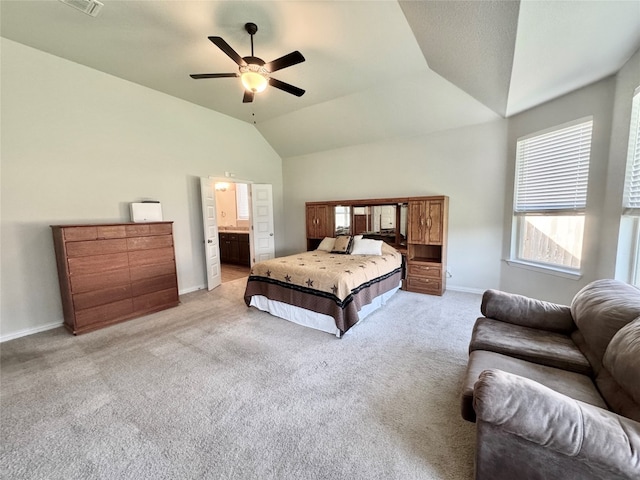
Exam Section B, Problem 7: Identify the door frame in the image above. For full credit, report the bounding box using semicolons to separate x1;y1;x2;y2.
201;177;275;289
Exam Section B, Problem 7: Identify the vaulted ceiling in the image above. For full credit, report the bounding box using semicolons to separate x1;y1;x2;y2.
2;0;639;158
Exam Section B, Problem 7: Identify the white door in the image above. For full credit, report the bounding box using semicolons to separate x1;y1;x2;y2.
200;177;222;290
250;184;275;264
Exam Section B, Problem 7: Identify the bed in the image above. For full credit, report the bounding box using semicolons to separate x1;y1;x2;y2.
243;238;403;337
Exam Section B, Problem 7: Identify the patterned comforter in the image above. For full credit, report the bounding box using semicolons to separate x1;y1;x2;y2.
244;244;403;334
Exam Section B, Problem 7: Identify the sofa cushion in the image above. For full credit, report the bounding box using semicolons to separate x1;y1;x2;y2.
469;317;592;375
474;369;640;479
571;279;640;365
481;289;575;333
461;350;607;422
595;367;640;423
601;318;640;421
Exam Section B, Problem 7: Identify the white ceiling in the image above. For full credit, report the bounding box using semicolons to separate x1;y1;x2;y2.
1;0;639;158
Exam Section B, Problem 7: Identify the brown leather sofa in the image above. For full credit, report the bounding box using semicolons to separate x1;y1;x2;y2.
461;279;640;480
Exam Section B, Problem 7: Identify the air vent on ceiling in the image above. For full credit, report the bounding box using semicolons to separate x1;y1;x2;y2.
59;0;104;17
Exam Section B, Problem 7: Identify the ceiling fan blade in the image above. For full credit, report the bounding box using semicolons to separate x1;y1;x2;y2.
209;36;247;66
268;78;305;97
190;73;239;79
243;90;255;103
265;51;305;73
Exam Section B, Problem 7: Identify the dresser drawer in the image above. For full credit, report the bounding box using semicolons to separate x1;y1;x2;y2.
96;225;127;239
133;288;179;312
129;262;176;282
70;267;131;293
73;284;132;311
131;274;177;297
125;223;172;237
63;225;127;241
407;263;441;279
64;226;98;242
406;275;442;294
126;235;173;251
74;298;134;328
128;247;174;267
66;239;128;258
68;252;129;276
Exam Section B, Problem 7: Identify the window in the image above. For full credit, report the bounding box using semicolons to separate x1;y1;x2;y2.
512;118;593;272
236;183;249;221
621;87;640;286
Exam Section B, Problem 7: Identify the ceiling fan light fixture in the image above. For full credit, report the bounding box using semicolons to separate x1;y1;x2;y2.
190;23;305;103
239;64;269;93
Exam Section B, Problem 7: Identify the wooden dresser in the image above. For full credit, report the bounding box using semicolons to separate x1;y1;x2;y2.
51;222;179;334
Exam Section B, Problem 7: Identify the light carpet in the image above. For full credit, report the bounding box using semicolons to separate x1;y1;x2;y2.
1;278;481;480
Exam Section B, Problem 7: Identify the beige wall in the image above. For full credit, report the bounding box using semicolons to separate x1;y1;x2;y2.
500;48;638;303
282;120;510;294
0;39;284;340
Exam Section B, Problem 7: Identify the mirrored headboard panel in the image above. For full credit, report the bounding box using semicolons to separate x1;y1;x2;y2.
305;196;413;251
335;205;351;236
347;203;408;248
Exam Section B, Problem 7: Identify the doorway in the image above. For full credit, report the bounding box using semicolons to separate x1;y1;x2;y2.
200;177;275;291
200;177;275;290
214;181;251;283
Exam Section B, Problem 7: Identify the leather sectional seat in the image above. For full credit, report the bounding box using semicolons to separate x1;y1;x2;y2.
461;279;640;480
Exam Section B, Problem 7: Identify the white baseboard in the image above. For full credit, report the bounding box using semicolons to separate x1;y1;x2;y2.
446;285;485;295
1;321;63;343
179;285;205;295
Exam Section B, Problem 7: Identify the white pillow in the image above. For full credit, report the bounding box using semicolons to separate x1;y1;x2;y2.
316;237;336;252
350;238;383;255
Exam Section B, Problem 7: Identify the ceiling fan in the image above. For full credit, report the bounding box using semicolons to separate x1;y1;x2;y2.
190;22;306;103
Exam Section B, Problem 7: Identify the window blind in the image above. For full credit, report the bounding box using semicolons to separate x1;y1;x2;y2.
624;88;640;215
514;119;593;214
236;183;249;220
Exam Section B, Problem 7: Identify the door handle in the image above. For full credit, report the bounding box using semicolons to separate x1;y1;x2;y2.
270;233;274;236
207;239;213;243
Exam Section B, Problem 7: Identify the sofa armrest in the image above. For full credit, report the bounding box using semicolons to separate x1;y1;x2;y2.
481;289;575;333
474;369;640;479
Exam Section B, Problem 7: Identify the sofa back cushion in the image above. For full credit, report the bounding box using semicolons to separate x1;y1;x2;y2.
481;289;575;333
600;318;640;421
570;279;640;367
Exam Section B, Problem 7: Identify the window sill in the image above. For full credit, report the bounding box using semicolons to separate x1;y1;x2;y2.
504;259;583;280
